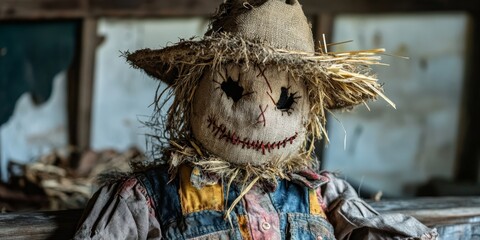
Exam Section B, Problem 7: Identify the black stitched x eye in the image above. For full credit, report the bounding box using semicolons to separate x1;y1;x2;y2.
276;87;300;114
221;76;244;102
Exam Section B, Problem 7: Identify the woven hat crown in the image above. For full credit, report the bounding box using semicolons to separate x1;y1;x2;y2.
208;0;314;52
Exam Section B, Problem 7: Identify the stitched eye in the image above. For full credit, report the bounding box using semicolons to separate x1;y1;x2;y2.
221;76;244;102
276;87;300;114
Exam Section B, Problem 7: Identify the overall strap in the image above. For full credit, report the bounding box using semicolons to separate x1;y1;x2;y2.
136;166;182;227
269;179;327;217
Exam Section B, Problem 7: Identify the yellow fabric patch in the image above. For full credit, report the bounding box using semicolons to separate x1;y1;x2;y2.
192;167;201;176
178;165;224;214
309;189;327;218
237;215;252;240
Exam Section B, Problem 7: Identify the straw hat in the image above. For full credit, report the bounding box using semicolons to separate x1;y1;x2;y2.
127;0;312;81
126;0;391;149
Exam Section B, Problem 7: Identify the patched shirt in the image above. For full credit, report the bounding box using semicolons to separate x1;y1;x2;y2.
74;164;437;239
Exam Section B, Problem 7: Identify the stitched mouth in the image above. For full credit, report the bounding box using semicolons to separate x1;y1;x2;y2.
206;116;298;155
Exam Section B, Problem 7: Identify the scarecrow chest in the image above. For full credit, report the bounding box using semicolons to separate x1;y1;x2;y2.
136;165;335;240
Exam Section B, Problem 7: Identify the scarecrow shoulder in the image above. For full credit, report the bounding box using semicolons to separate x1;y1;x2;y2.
320;172;438;239
74;175;161;239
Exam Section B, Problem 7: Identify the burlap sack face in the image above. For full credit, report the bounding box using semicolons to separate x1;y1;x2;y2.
191;64;310;166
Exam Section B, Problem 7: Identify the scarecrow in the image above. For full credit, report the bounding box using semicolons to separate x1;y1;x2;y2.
74;0;438;239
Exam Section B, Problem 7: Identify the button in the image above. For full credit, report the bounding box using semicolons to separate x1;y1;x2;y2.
261;222;271;230
317;236;323;240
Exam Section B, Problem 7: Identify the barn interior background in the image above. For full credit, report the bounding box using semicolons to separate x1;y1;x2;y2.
0;1;479;237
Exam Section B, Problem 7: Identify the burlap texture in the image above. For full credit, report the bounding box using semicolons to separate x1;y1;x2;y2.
219;0;314;52
190;64;309;166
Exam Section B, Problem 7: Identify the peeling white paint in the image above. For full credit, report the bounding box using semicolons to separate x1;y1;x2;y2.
0;71;68;181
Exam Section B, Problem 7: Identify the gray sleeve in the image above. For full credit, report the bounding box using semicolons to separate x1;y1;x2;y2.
73;177;162;240
322;172;438;240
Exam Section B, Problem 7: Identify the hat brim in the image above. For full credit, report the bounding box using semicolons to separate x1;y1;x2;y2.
126;33;392;110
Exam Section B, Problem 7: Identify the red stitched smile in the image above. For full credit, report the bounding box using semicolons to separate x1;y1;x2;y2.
206;116;298;155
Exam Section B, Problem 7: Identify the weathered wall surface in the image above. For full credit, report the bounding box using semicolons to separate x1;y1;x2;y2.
323;14;468;196
0;19;208;181
0;72;68;180
90;18;208;151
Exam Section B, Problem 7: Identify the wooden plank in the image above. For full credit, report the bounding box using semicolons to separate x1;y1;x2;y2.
89;0;223;17
369;197;480;212
369;197;480;227
1;0;479;20
455;13;480;183
0;0;84;20
400;208;480;227
301;0;480;14
0;197;479;239
0;0;222;20
0;209;83;240
76;17;97;151
312;14;334;52
67;29;82;148
369;197;480;240
310;13;334;170
437;223;480;240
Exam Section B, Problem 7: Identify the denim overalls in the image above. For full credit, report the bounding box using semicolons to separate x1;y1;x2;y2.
136;164;335;240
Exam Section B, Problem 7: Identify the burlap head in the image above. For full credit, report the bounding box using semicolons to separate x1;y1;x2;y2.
190;64;310;166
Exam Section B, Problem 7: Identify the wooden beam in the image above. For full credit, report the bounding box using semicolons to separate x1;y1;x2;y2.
76;17;96;150
89;0;223;18
301;0;480;14
312;14;334;51
0;209;84;240
0;0;223;20
310;13;334;170
455;12;480;182
370;197;480;239
1;0;479;20
369;197;480;240
0;197;479;239
67;29;81;149
0;0;84;20
368;197;480;226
